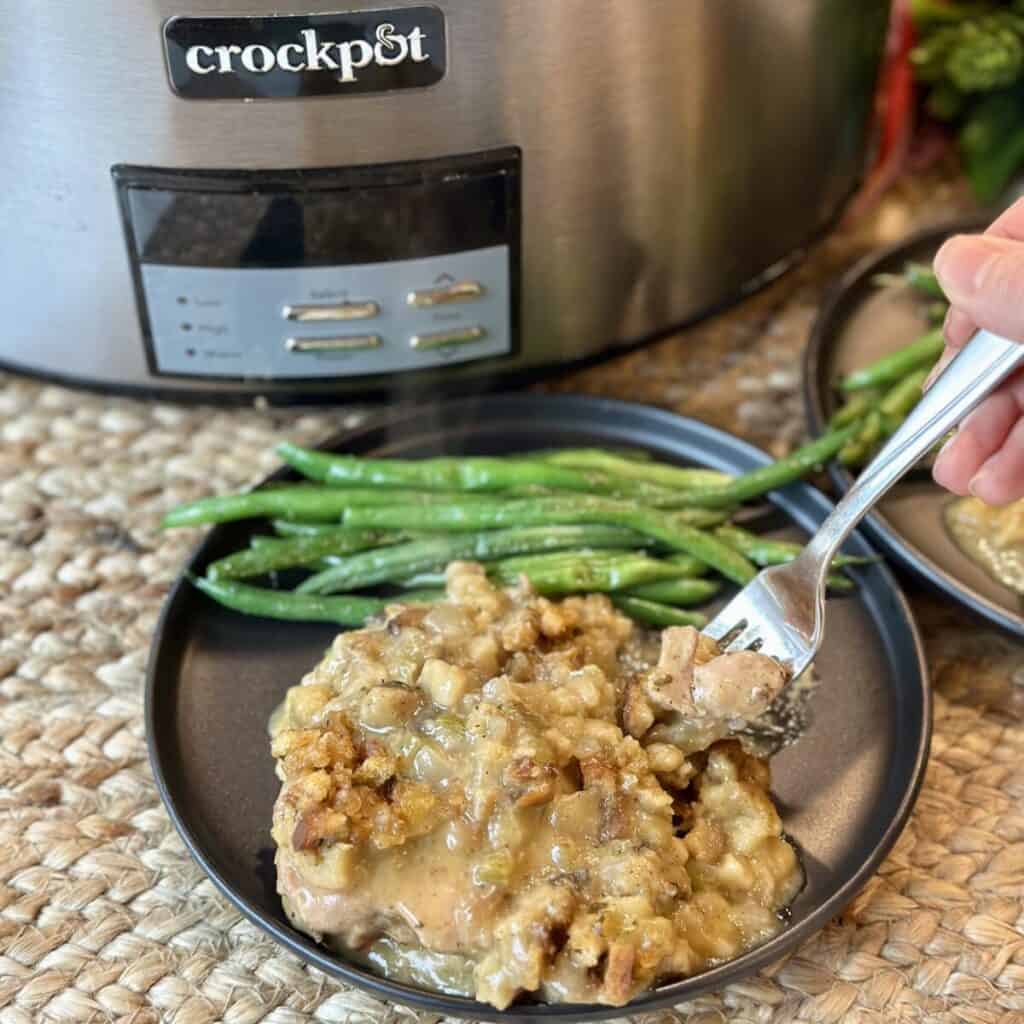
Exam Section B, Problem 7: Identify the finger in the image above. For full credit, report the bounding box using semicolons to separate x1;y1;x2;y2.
969;415;1024;505
932;387;1022;494
943;306;976;350
981;194;1024;242
929;200;1024;354
933;234;1024;341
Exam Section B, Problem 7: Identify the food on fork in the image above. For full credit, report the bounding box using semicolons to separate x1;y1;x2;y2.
269;562;802;1008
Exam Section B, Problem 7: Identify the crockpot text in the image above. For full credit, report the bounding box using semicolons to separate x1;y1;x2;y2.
184;23;429;82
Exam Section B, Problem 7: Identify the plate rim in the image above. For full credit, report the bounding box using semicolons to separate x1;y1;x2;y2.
145;392;932;1022
801;214;1024;640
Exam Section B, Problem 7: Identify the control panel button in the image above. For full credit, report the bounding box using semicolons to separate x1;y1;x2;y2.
282;301;380;322
409;326;487;350
407;280;486;308
286;335;382;353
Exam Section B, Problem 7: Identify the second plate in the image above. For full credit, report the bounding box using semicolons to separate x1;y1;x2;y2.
803;215;1024;639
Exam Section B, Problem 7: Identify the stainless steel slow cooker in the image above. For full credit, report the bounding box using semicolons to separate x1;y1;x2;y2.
0;1;890;401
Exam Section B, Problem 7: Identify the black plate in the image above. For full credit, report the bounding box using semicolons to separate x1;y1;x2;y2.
803;215;1024;640
146;393;930;1021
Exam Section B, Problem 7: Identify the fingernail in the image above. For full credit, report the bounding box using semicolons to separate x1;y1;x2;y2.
922;346;953;392
933;235;1003;303
968;471;985;499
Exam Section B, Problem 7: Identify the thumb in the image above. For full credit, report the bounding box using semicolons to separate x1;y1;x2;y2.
934;234;1024;342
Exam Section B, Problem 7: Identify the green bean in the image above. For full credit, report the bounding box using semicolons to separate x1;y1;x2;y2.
879;366;930;418
713;523;872;570
713;523;796;565
906;262;944;298
926;300;949;325
334;493;726;532
207;528;401;580
297;525;657;595
251;535;291;550
190;573;384;625
401;554;713;595
664;553;709;576
388;588;446;605
879;409;909;438
712;524;867;590
277;442;617;493
279;442;699;504
838;438;866;468
610;596;708;628
538;448;733;490
622;577;721;606
649;506;730;526
162;486;493;528
677;427;857;509
251;530;408;551
873;262;945;299
545;446;657;463
873;367;933;447
394;571;447;588
824;573;856;592
863;412;883;444
838;410;884;467
828;389;881;430
599;447;653;462
839;329;944;392
538;485;735;515
253;535;354;569
272;519;349;537
488;549;695;594
340;497;757;585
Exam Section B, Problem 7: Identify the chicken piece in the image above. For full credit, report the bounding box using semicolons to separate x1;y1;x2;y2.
692;651;788;721
648;626;788;725
647;626;700;714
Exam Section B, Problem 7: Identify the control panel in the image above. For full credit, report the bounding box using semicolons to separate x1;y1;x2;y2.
113;151;520;380
139;246;509;378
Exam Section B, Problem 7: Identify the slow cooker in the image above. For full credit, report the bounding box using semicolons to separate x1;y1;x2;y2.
0;1;890;401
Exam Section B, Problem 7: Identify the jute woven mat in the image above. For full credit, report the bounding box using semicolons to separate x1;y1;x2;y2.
2;371;1023;1024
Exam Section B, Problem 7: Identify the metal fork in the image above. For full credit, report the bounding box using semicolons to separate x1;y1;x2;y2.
705;328;1024;676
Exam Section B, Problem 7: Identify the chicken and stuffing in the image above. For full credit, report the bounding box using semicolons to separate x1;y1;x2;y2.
269;562;803;1008
944;495;1024;594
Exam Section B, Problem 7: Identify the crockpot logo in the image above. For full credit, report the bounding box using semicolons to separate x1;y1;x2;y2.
164;7;446;99
184;23;430;83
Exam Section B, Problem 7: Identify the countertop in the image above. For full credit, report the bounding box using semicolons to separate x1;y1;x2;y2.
2;163;1023;1023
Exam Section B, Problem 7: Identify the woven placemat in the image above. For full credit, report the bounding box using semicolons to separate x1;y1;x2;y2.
2;371;1023;1024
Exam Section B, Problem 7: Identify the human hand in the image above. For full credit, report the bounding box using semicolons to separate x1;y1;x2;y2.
930;197;1024;506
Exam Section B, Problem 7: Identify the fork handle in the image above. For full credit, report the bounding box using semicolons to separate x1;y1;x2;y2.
800;328;1024;579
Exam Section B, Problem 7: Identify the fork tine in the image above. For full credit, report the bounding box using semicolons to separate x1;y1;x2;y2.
716;619;750;650
723;621;764;654
702;614;738;644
